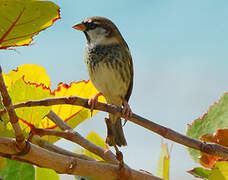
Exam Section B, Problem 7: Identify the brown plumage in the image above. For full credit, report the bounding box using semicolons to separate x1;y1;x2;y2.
73;16;133;147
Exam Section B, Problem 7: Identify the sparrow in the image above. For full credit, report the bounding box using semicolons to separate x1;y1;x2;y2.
73;16;133;147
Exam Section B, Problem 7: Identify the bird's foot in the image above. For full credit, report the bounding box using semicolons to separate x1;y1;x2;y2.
114;145;124;167
122;99;132;126
88;92;103;117
114;145;131;180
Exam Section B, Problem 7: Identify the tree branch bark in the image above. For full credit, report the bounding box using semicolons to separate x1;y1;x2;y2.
0;66;26;151
30;134;95;161
0;63;163;179
46;110;118;164
1;96;228;159
0;137;162;180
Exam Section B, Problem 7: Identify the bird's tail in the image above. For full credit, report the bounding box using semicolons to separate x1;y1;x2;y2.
105;113;127;147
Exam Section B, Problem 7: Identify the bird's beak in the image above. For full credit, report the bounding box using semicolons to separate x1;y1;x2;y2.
72;22;86;31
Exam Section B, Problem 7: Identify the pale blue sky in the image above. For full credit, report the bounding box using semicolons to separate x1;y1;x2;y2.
1;0;228;179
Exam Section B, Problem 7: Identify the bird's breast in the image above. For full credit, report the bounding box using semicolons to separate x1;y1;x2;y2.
85;44;131;104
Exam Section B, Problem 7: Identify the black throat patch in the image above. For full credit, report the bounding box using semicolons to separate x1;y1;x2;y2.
84;31;91;43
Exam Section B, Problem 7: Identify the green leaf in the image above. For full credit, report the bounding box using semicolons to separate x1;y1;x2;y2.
0;159;35;180
186;93;228;162
0;0;60;49
85;132;106;161
36;167;60;180
188;167;210;179
156;143;170;180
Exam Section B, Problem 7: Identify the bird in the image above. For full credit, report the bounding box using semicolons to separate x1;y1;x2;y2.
73;16;133;147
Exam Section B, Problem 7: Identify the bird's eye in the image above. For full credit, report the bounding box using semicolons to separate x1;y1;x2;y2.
86;22;97;30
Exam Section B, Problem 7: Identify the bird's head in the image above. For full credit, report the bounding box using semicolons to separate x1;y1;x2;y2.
73;16;124;46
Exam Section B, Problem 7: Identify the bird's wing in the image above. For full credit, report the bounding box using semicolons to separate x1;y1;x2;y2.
124;48;134;102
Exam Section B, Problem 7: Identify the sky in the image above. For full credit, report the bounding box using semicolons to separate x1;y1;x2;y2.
1;0;228;179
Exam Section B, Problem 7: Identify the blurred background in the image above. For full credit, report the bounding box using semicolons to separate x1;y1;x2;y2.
1;0;228;179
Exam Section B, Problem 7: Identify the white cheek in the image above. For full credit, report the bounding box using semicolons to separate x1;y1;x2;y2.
87;28;108;45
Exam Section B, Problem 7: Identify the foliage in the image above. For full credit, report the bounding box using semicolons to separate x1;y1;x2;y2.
36;167;60;180
84;132;107;161
0;0;60;49
74;131;107;180
209;161;228;180
186;94;228;179
0;64;105;143
188;167;210;179
156;143;170;180
188;162;228;180
186;93;228;163
0;157;7;171
0;63;105;179
0;159;35;180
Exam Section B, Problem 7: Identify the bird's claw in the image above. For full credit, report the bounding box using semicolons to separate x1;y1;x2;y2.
88;98;96;117
122;100;132;126
88;92;103;117
122;100;132;118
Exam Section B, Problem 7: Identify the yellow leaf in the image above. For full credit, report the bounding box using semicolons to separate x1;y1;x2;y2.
41;81;105;143
2;78;52;138
1;64;105;144
39;81;105;142
156;143;170;180
163;156;170;180
3;64;51;88
0;157;7;171
85;131;106;161
41;81;105;128
51;81;102;121
209;161;228;180
36;167;60;180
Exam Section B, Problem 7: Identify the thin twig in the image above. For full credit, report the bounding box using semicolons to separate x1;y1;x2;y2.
0;66;26;151
46;110;72;130
46;111;118;164
30;134;95;161
1;96;228;159
0;137;163;180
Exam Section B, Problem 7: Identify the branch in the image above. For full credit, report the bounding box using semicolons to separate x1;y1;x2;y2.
46;110;118;164
30;134;95;161
2;96;228;159
0;137;163;180
0;66;26;151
